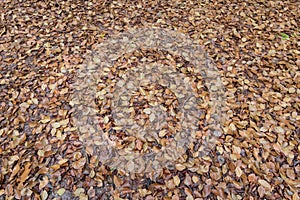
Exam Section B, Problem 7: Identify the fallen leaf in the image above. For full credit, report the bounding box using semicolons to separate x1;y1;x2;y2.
175;164;186;171
39;176;49;190
202;185;211;198
72;158;86;170
113;175;122;187
235;167;243;178
19;162;31;184
9;163;20;181
258;179;271;191
41;190;48;200
74;188;85;197
173;176;181;186
57;188;66;196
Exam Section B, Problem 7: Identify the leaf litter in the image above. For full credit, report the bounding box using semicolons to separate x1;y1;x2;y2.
0;0;299;199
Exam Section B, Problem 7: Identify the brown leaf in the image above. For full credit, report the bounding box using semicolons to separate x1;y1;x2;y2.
1;0;299;198
172;194;180;200
258;179;271;191
166;179;175;189
72;158;86;170
286;168;296;180
293;192;300;200
248;174;257;183
39;176;49;190
18;162;31;184
202;185;211;198
113;175;122;187
50;164;60;171
9;163;20;181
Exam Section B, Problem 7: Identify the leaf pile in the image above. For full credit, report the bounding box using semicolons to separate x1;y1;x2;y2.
0;0;299;199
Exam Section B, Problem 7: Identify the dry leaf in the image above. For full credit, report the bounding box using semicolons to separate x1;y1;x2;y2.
235;167;243;178
74;188;85;197
41;190;48;200
203;185;211;198
39;176;49;190
192;176;199;183
19;162;31;184
113;175;122;187
173;176;181;186
72;158;86;170
9;163;20;181
175;164;186;171
258;179;271;191
57;188;66;196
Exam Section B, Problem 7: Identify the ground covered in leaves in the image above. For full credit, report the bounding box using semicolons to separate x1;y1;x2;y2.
0;0;299;199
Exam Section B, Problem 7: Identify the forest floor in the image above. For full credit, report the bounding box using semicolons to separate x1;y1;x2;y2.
0;0;299;199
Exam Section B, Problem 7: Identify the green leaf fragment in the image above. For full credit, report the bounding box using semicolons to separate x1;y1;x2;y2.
280;33;289;40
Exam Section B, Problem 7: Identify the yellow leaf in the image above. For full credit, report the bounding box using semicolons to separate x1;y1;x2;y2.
192;176;199;183
59;119;69;126
99;32;106;38
175;164;186;171
41;190;48;200
40;117;51;124
57;188;66;196
50;164;60;171
173;175;181;186
58;159;68;165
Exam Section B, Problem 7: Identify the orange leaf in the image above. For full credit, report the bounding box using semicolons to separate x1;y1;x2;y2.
9;163;20;181
19;162;31;184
